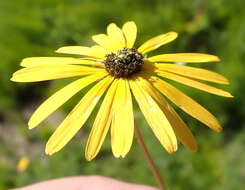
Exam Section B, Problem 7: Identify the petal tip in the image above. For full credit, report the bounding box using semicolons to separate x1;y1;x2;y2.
55;48;62;53
227;93;234;98
10;75;20;82
10;76;15;81
126;21;136;25
171;31;178;36
85;147;98;161
166;144;178;154
168;31;178;39
28;121;35;130
45;146;54;155
215;126;223;133
112;151;121;158
222;80;230;85
20;58;27;66
215;56;221;62
45;149;51;155
85;153;94;161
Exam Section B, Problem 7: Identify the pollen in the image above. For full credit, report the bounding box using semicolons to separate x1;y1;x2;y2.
104;48;144;78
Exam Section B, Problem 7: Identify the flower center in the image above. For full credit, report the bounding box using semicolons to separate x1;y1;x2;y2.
104;48;144;78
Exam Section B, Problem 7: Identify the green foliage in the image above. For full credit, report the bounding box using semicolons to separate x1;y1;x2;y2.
0;0;244;189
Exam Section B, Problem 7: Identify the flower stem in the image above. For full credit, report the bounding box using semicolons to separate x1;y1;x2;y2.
134;124;167;190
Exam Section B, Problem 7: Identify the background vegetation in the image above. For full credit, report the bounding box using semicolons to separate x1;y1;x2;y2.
0;0;244;189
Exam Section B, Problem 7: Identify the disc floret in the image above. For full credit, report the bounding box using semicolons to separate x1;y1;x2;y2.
104;48;144;78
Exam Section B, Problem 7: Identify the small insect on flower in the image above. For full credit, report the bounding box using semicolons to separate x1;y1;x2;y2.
11;21;233;161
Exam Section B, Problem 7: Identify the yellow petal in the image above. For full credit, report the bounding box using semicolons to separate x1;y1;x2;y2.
92;34;116;53
107;23;125;50
45;76;114;155
111;79;134;157
85;80;118;161
137;76;197;152
28;73;107;129
156;71;233;97
148;53;220;63
20;57;103;67
11;65;103;82
56;46;106;59
21;57;81;67
79;57;104;62
90;45;107;59
155;63;229;84
129;79;177;153
150;76;222;132
122;21;137;48
138;32;178;54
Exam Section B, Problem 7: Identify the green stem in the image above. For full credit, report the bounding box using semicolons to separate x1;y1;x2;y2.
134;124;167;190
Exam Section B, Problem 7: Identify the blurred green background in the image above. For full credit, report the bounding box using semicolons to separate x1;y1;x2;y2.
0;0;244;189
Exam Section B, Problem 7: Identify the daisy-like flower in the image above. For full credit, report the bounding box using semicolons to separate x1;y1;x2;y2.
11;21;232;161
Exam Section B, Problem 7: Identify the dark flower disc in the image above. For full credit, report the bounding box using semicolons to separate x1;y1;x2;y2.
104;48;144;78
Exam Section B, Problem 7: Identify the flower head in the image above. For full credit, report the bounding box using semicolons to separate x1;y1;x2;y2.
11;21;232;161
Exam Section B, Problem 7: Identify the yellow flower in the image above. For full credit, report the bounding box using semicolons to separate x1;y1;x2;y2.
11;21;232;161
17;156;30;172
